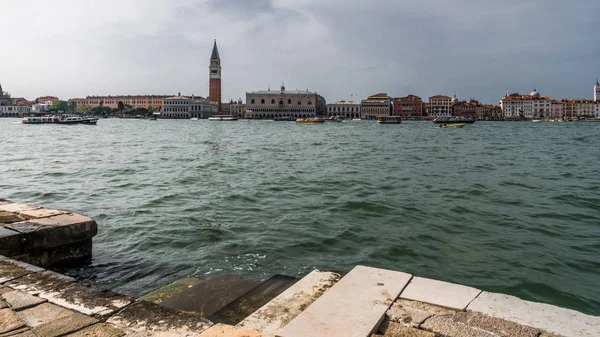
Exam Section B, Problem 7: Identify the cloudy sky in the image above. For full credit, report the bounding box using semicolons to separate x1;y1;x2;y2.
1;0;598;104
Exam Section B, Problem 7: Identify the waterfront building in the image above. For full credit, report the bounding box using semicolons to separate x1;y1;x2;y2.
562;99;595;120
327;101;361;119
500;89;551;120
161;94;218;119
245;84;326;119
595;79;599;102
428;94;455;118
0;105;30;117
35;96;59;109
551;100;564;119
209;40;222;111
69;95;172;112
595;101;600;118
361;93;392;119
229;99;246;118
453;99;479;119
392;95;422;118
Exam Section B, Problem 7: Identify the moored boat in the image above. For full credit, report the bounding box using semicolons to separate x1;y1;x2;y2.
208;115;238;121
296;117;325;124
439;123;467;128
22;115;60;124
433;117;475;124
532;119;543;123
377;116;402;124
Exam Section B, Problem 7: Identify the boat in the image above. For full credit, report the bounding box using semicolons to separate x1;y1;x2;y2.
58;116;98;125
329;116;344;122
433;117;475;124
532;119;543;123
22;115;60;124
377;116;402;124
352;118;362;121
208;115;238;121
296;117;325;124
190;117;198;121
439;123;467;128
274;116;295;121
149;116;157;121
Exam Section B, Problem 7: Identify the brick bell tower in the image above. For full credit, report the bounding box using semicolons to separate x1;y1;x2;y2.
209;39;222;111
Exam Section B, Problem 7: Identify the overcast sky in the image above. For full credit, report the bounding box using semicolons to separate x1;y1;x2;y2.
1;0;598;104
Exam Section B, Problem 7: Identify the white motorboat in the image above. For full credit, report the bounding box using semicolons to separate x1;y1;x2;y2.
532;119;543;123
58;116;98;125
190;117;199;121
208;115;238;121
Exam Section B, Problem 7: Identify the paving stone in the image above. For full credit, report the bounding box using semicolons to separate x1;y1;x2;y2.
1;290;46;310
0;228;22;257
420;315;498;337
6;270;75;295
38;282;133;317
400;277;481;310
378;321;434;337
159;274;261;317
198;323;273;337
18;208;67;219
452;311;539;337
33;313;98;337
0;260;40;284
0;286;12;295
386;299;456;327
0;211;28;225
16;302;74;327
106;300;212;337
278;266;413;337
7;214;97;252
139;277;201;304
0;204;39;214
0;329;38;337
0;299;8;309
0;309;26;334
0;257;45;273
467;291;600;337
65;323;126;337
237;270;340;335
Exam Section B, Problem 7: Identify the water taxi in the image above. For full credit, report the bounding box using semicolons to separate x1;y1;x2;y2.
208;115;238;121
439;123;467;128
296;117;325;124
433;117;475;124
532;119;543;123
58;116;98;125
377;116;402;124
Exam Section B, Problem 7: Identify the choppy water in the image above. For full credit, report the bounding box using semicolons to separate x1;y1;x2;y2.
1;118;599;315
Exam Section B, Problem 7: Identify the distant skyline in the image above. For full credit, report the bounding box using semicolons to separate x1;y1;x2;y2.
1;0;599;104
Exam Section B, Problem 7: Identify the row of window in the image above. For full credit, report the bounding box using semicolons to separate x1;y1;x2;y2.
250;98;312;105
328;107;360;112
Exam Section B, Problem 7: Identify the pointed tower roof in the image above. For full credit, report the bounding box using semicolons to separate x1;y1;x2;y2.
211;39;220;60
596;78;599;86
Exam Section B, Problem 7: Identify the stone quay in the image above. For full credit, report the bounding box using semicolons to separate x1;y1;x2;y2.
0;200;598;337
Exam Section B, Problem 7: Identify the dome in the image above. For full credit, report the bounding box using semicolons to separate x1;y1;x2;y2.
451;94;458;103
530;89;540;97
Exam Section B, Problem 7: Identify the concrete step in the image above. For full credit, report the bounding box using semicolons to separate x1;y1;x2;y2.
208;274;298;325
139;277;201;304
198;323;274;337
278;265;412;337
158;274;261;317
236;270;341;335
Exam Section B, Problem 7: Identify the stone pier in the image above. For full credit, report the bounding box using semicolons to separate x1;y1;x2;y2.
0;200;96;268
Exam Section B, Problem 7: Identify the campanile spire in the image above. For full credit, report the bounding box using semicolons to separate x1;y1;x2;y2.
209;39;222;111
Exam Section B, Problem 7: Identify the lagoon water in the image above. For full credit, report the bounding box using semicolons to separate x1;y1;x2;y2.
1;118;599;315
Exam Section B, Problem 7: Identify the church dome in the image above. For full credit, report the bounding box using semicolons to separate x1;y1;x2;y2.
530;89;540;97
451;94;458;103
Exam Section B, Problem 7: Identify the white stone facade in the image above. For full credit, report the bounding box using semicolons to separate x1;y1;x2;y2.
327;101;361;118
500;90;551;119
245;85;326;119
0;105;31;117
428;95;453;118
161;95;218;119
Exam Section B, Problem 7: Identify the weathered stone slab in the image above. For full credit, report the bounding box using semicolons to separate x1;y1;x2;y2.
400;277;481;310
106;300;212;337
421;315;497;337
386;299;455;327
1;290;46;310
467;292;600;337
18;208;67;219
0;228;22;257
451;311;539;337
2;329;38;337
7;214;97;252
0;308;26;334
16;302;74;327
159;274;261;317
0;298;8;309
0;211;28;225
139;277;201;304
236;270;340;335
13;239;93;268
32;313;98;337
6;270;75;295
65;323;126;337
278;266;412;337
38;282;133;317
209;274;298;325
198;323;273;337
378;321;434;337
0;260;40;284
0;203;39;214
